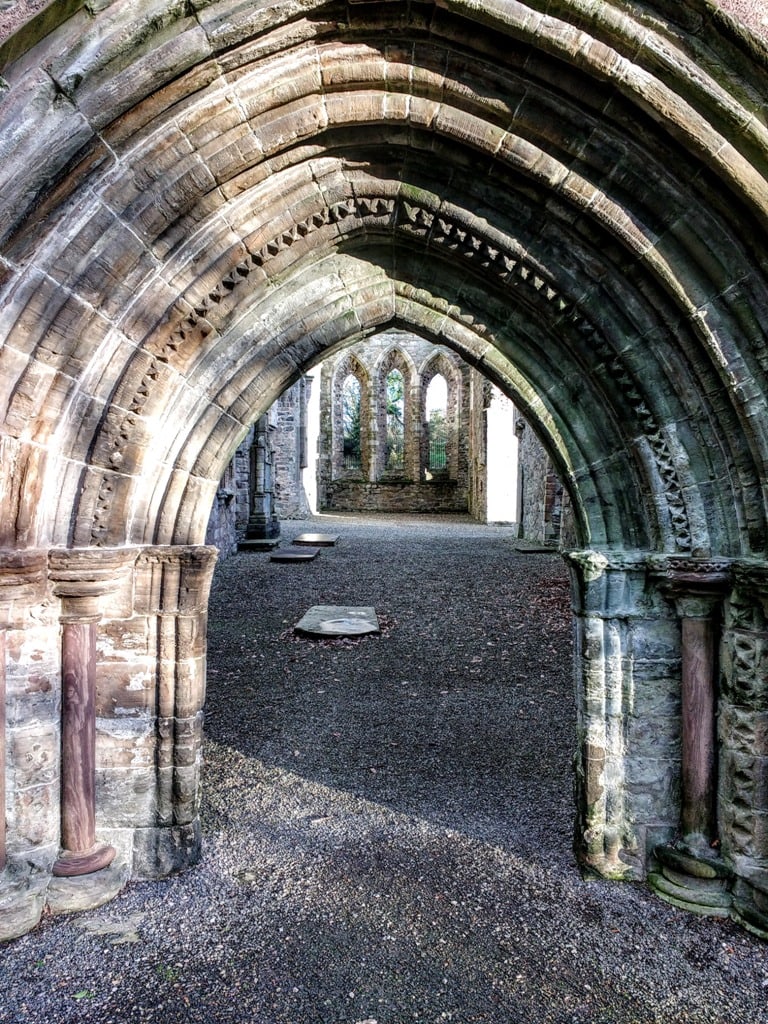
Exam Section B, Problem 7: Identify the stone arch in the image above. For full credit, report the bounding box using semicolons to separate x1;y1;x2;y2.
419;350;463;482
330;353;370;480
1;0;768;939
372;345;417;480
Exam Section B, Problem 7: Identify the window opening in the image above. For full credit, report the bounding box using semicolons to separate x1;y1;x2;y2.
341;374;362;470
426;373;448;471
385;369;405;470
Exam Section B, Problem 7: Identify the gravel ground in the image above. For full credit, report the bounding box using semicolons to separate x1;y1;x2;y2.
1;513;767;1024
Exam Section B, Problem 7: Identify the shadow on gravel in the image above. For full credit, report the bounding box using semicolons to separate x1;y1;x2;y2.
203;516;576;867
4;517;766;1024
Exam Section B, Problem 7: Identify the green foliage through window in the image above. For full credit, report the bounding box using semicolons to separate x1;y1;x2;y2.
385;369;405;469
342;374;362;469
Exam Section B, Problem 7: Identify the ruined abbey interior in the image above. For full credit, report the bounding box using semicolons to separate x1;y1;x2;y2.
2;0;768;944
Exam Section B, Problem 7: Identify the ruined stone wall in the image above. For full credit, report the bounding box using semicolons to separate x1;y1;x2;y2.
515;415;551;544
513;413;575;548
317;331;471;515
323;480;463;513
273;378;312;520
205;429;253;557
206;377;313;555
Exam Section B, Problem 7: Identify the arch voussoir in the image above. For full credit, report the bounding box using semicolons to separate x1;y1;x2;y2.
1;0;768;943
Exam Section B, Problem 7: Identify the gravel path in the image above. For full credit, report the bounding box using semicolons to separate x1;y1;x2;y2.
1;514;766;1023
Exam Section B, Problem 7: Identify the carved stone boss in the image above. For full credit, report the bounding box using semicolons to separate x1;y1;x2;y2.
49;550;133;877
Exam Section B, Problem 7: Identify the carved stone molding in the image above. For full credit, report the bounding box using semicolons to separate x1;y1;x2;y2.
134;545;218;616
0;550;48;626
84;193;694;550
48;547;137;620
648;555;732;607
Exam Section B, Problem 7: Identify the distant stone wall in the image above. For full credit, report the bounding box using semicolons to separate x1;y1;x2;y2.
206;376;314;553
317;330;472;515
514;413;575;548
205;429;252;557
516;416;550;545
323;479;465;513
273;378;312;520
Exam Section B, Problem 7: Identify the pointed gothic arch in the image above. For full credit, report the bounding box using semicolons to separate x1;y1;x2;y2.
420;350;462;482
372;346;417;480
331;353;369;479
1;0;768;939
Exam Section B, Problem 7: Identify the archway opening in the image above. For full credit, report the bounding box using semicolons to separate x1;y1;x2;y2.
425;373;448;477
341;375;363;472
1;0;767;948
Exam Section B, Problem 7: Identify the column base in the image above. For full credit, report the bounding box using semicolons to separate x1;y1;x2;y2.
731;876;768;939
47;852;129;917
246;517;281;540
52;842;116;877
0;869;49;942
649;843;732;918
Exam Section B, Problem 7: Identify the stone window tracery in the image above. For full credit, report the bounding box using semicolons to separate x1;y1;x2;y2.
331;356;369;481
420;354;460;484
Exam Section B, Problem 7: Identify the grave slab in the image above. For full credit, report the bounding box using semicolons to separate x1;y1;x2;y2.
292;533;339;546
270;546;320;563
295;605;380;637
238;539;281;552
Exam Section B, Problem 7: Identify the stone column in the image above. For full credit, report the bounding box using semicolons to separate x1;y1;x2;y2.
246;414;280;539
132;545;218;878
678;597;719;848
49;549;134;877
649;559;732;917
565;549;663;880
720;563;768;938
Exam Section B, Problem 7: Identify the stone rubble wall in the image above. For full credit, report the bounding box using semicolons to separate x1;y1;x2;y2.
317;331;471;515
323;479;463;513
0;545;216;941
272;378;312;520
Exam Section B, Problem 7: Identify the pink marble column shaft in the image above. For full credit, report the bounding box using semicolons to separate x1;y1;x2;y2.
680;614;718;845
49;548;135;878
52;614;115;876
54;620;111;872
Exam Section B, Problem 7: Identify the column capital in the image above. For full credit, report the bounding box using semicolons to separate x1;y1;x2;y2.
49;547;137;620
647;556;732;617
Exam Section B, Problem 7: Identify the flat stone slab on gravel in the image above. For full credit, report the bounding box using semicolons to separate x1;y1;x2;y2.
293;532;339;546
295;605;380;637
270;546;321;562
238;538;280;552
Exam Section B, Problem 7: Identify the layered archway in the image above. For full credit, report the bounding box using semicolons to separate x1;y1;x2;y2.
0;5;765;557
1;0;768;939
